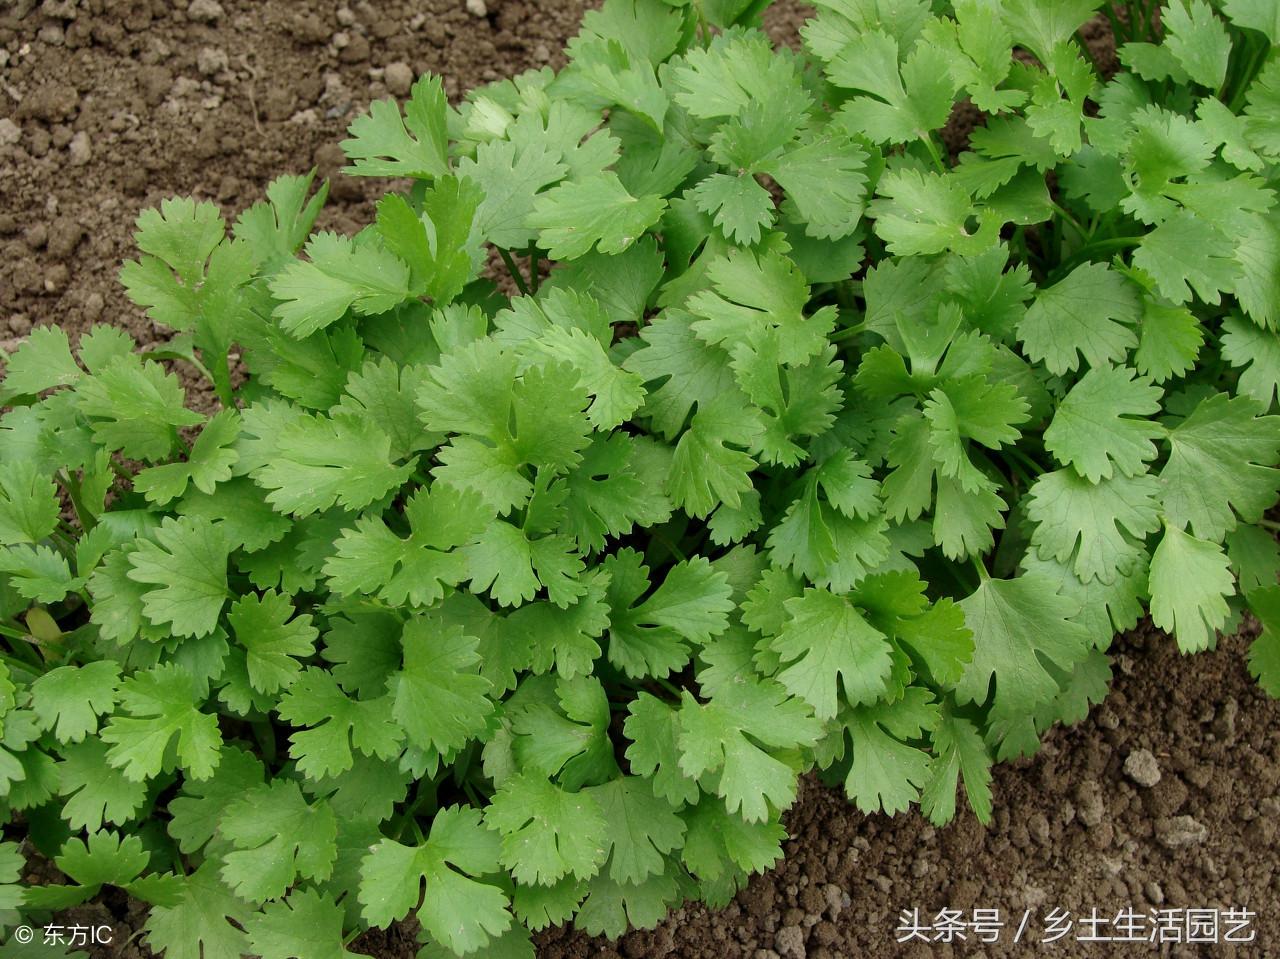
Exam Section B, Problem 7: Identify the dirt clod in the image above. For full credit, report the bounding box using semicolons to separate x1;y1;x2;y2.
1124;748;1162;787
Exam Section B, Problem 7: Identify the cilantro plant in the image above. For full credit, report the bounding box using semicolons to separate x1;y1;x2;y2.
2;0;1280;954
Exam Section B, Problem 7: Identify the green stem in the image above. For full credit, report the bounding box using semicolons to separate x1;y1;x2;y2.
652;529;688;563
1051;201;1091;244
1259;519;1280;533
527;242;542;294
972;555;991;583
498;247;530;296
1005;445;1046;480
655;677;682;698
920;134;947;174
1226;39;1268;113
1052;236;1143;278
829;322;867;344
58;469;97;533
250;719;277;766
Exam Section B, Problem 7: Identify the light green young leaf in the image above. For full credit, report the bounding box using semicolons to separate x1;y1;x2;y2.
1149;524;1235;652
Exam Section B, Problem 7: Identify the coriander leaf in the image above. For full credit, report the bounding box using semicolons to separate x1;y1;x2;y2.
1159;392;1280;540
834;686;940;815
0;460;60;546
323;483;488;608
143;862;251;959
1132;211;1239;305
828;31;955;143
167;746;265;854
125;516;229;638
269;232;411;338
0;325;82;399
228;590;317;695
955;571;1092;721
277;668;402;779
1221;315;1280;407
55;739;147;833
76;355;204;460
676;678;823;822
1163;0;1231;90
1017;263;1141;375
392;615;493;754
1043;364;1164;482
688;173;774;247
1135;297;1203;382
668;397;763;519
101;663;223;782
220;779;337;902
770;587;895;719
920;709;992;826
1027;469;1161;584
342;74;449;178
530;173;667;260
30;661;120;744
133;409;239;506
1246;586;1280;696
603;550;734;680
246;888;354;959
688;249;835;367
486;772;608;886
1149;523;1235;652
623;692;701;806
764;132;869;240
244;406;415;517
586;776;685;885
868;169;998;257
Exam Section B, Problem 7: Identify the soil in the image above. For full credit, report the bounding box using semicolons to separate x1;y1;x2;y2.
2;2;1277;959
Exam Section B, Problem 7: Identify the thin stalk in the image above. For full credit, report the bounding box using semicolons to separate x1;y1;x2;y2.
58;469;97;532
527;242;542;294
920;134;948;174
498;247;530;296
830;321;867;344
1004;445;1046;480
1052;236;1143;279
1259;519;1280;533
1051;201;1091;244
972;555;991;583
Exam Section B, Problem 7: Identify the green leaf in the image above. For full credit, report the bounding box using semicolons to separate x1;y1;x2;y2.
1043;364;1164;482
243;405;415;517
623;693;701;807
868;169;998;257
277;668;403;779
603;550;734;679
0;461;60;545
133;409;240;506
513;675;617;790
246;888;355;959
269;232;411;338
1027;469;1161;584
921;709;992;825
530;173;667;260
342;74;450;178
1133;211;1239;305
834;686;940;815
1221;315;1280;407
1149;523;1235;652
0;325;82;399
1159;392;1280;540
1163;0;1231;90
76;355;204;460
56;739;148;832
828;31;955;144
1246;586;1280;696
955;571;1093;721
219;779;337;902
101;663;223;782
125;516;230;639
1017;263;1141;375
770;587;895;719
587;776;685;885
688;173;774;246
486;772;608;886
391;615;493;754
30;661;120;744
143;862;252;959
228;590;318;695
374;177;483;306
676;678;823;821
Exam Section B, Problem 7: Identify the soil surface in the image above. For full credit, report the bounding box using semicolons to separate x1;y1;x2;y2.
2;2;1277;958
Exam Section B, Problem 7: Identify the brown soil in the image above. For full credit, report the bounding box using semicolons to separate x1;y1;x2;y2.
2;2;1277;959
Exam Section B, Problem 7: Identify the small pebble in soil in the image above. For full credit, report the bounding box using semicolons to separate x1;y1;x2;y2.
774;925;805;959
196;46;228;76
0;119;20;146
384;61;413;96
1074;781;1105;827
1124;748;1161;787
187;0;224;23
466;0;488;16
67;129;91;165
1156;815;1208;849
